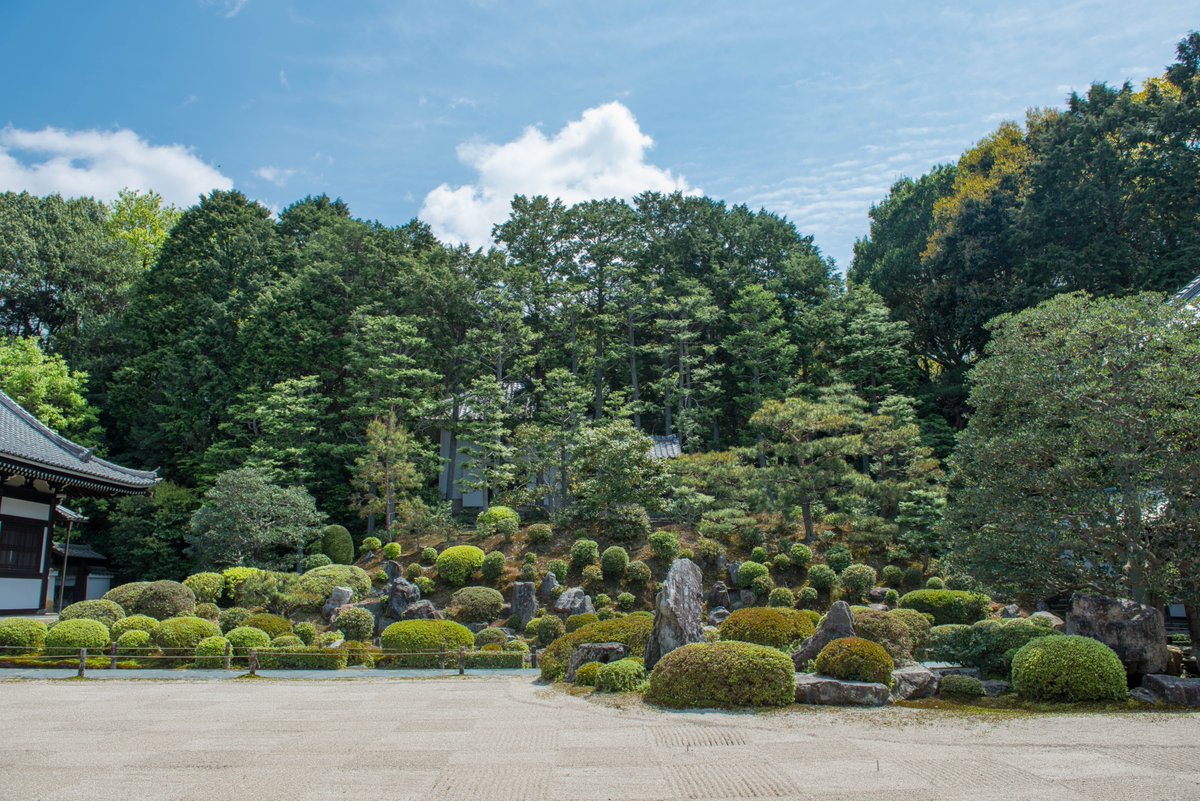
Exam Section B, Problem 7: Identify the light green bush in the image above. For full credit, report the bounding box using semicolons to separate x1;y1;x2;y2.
59;599;125;629
574;661;601;686
539;616;654;681
898;590;990;626
380;620;475;667
736;561;768;589
0;618;47;655
768;587;795;608
527;523;553;544
194;635;230;668
815;637;893;686
436;545;486;586
102;582;150;613
477;505;520;539
570;538;600;569
360;536;382;553
293;622;317;645
601;546;629;579
940;674;985;697
718;607;814;650
336;607;376;641
616;591;636;611
381;542;402;560
567;613;599;633
243;613;293;639
115;629;152;657
1010;635;1127;702
46;618;110;655
825;545;852;574
218;607;251;634
183;572;225;603
526;614;565;647
153;617;219;652
839;564;877;602
449;586;504;624
298;564;371;600
648;531;679;562
475;627;507;648
226;626;272;656
481;550;506;582
647;641;795;708
595;657;646;692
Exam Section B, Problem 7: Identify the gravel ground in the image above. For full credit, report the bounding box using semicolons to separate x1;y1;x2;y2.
1;675;1197;801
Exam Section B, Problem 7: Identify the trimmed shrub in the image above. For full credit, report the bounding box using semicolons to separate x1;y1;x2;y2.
648;641;795;709
475;627;507;648
965;619;1056;678
321;524;355;564
481;550;506;581
750;574;774;597
298;564;372;601
888;608;933;656
788;542;813;570
414;576;435;596
420;546;438;564
102;581;150;612
436;545;486;587
940;674;985;698
450;586;504;624
603;502;652;542
0;618;47;655
115;629;152;657
59;599;125;629
527;522;553;544
749;546;768;564
193;602;220;622
503;638;529;653
736;560;768;589
259;645;349;670
574;661;601;686
852;609;913;663
1010;635;1127;702
616;591;636;611
272;634;304;647
463;650;525;668
477;505;520;539
768;587;795;608
596;657;646;692
527;614;565;647
581;564;604;591
880;565;904;588
540;616;655;681
360;536;382;554
373;569;388;584
405;562;424;580
133;580;196;620
183;572;225;603
807;564;837;593
218;607;251;634
718;607;815;650
839;564;877;602
593;593;612;609
547;559;569;582
153;617;219;652
244;613;293;639
648;531;679;562
600;546;629;579
570;538;600;569
221;567;261;602
336;607;376;641
928;624;974;663
380;620;475;667
926;576;945;590
226;625;272;655
519;563;537;582
293;622;317;645
194;635;230;668
884;589;899;607
567;613;599;633
825;545;852;574
898;590;990;626
796;586;819;609
902;565;925;590
626;560;652;585
815;637;894;686
772;554;792;572
46;618;110;655
381;542;402;560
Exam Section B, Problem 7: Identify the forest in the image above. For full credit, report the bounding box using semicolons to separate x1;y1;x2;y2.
1;33;1197;611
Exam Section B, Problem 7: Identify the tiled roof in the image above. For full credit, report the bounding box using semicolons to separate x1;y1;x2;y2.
51;540;107;561
1178;274;1200;303
649;434;682;459
0;390;158;495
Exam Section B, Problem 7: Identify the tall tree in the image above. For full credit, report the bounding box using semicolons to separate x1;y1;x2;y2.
105;188;180;272
0;336;99;445
351;411;423;537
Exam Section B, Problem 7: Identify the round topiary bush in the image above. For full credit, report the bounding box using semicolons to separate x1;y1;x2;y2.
566;613;599;633
503;638;529;653
926;576;945;589
244;613;292;639
420;546;438;564
772;553;792;572
293;622;317;645
581;564;604;591
335;607;376;641
271;634;303;648
616;591;636;611
825;545;853;574
380;620;474;662
595;657;646;692
735;560;768;589
815;637;894;686
449;586;504;624
927;624;973;663
570;538;599;569
436;545;486;587
481;550;506;582
603;503;652;541
788;542;813;569
851;609;913;663
133;580;196;621
718;607;815;650
807;564;837;593
600;546;629;579
527;522;553;544
475;627;507;648
574;661;601;686
884;588;900;607
321;524;355;565
115;629;152;657
1010;635;1128;702
839;564;877;602
404;562;424;580
183;572;225;603
193;602;220;622
750;573;775;597
218;607;251;634
153;617;220;652
103;581;150;613
966;619;1056;678
647;641;795;709
359;536;382;554
880;565;904;588
193;635;230;668
527;614;565;647
796;586;819;609
593;593;611;610
940;674;986;698
59;599;125;629
298;564;372;601
0;618;47;655
626;560;652;585
540;616;655;681
225;625;272;656
887;608;933;656
897;590;990;626
768;587;795;608
648;531;680;562
45;618;110;656
381;542;402;560
477;505;520;539
414;576;435;596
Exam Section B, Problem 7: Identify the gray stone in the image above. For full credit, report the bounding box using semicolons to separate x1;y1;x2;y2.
1028;611;1064;630
510;581;537;629
1130;686;1161;704
385;578;421;620
728;561;742;587
645;558;705;670
1140;674;1200;707
924;664;982;680
466;622;489;634
792;600;856;669
322;586;354;622
867;603;889;612
1166;645;1184;677
708;581;730;610
382;560;404;581
868;587;889;604
565;642;628;682
400;600;443;620
890;664;938;701
707;606;731;627
1065;593;1169;678
539;571;559;601
981;679;1011;697
795;673;890;706
1001;604;1022;619
554;587;595;617
738;589;758;608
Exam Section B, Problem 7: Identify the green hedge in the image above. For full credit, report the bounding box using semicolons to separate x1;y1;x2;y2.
110;615;160;639
596;658;646;692
380;620;475;667
648;641;795;709
449;586;504;624
45;618;110;656
59;599;125;629
897;590;990;625
183;572;224;603
259;645;349;670
815;637;894;686
298;564;371;600
718;607;815;650
464;650;525;669
436;545;486;586
154;617;220;651
566;613;599;633
540;616;654;681
1010;635;1127;702
0;618;48;655
133;580;196;620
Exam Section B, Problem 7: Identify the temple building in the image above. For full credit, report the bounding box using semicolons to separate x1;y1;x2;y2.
0;390;157;613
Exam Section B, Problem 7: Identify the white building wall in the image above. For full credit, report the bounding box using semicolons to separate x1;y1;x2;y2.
0;578;43;610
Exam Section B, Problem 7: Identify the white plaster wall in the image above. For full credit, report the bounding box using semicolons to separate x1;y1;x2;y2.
0;577;43;610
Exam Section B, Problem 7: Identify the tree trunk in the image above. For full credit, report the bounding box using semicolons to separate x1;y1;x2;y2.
800;500;814;544
1185;603;1200;664
627;312;641;430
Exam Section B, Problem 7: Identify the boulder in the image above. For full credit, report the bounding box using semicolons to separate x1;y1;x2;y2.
382;560;404;581
1028;611;1064;630
1064;593;1169;678
791;600;856;669
554;587;595;617
1001;604;1022;619
868;587;889;604
385;578;422;620
708;581;730;610
1166;645;1184;677
401;600;443;620
510;582;537;629
707;606;731;627
564;642;628;682
981;679;1011;697
322;586;354;622
728;561;742;587
867;603;889;612
890;664;938;701
1130;686;1161;704
925;664;982;680
738;589;757;609
1139;674;1200;707
539;571;559;601
795;673;890;706
644;558;705;670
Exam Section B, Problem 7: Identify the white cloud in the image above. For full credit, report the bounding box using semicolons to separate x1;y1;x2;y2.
420;101;695;248
254;166;297;187
0;126;232;206
279;70;289;88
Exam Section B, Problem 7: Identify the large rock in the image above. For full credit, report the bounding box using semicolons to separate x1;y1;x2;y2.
644;558;705;670
322;586;354;622
1001;604;1022;619
1139;674;1200;707
1065;593;1169;677
795;673;890;706
564;642;628;682
890;664;938;701
382;559;405;581
707;606;731;627
1028;611;1064;630
400;600;443;620
385;577;421;620
868;587;890;604
554;587;595;617
728;561;742;587
510;582;537;629
981;679;1011;697
791;600;856;669
539;571;559;601
708;581;730;610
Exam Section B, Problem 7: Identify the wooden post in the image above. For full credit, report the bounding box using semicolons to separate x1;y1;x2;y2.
530;648;538;669
109;641;117;670
458;647;465;675
224;641;232;671
249;648;258;677
78;648;86;678
439;644;446;670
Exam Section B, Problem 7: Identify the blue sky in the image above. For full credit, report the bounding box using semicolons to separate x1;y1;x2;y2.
0;1;1192;267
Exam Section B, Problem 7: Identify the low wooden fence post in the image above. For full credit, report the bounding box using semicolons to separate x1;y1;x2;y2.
439;644;446;670
109;642;118;670
530;648;538;669
78;648;87;678
458;647;465;675
249;648;258;677
223;641;232;671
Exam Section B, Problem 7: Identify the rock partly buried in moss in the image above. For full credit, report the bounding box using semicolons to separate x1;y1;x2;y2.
564;642;628;682
540;616;653;682
794;673;890;706
648;641;795;709
1010;634;1128;702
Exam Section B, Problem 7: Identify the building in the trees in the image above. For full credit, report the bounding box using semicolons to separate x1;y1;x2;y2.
0;390;157;613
